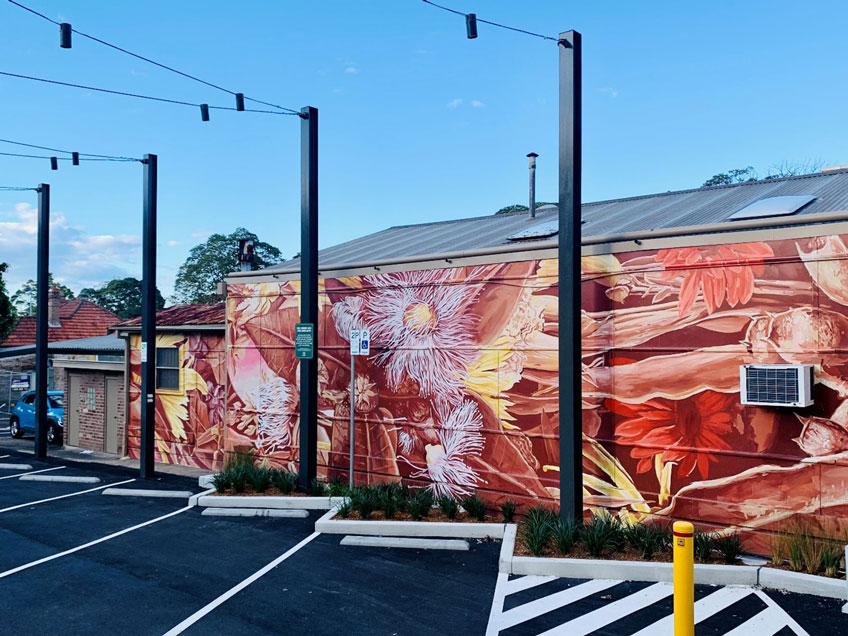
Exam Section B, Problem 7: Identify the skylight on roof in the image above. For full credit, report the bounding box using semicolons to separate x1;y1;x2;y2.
507;220;558;241
729;195;816;221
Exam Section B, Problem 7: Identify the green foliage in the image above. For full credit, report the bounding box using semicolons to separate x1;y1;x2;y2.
379;488;399;519
553;518;579;555
581;512;625;558
211;472;232;493
0;263;16;342
336;501;353;518
702;166;757;187
822;543;843;577
309;478;327;497
437;494;459;520
787;532;805;572
406;489;434;521
271;469;298;495
175;227;282;304
230;466;248;494
500;499;517;523
522;509;555;556
494;203;556;215
78;277;165;320
11;274;74;316
714;532;745;564
327;475;348;497
626;522;671;561
694;528;716;563
461;494;487;522
247;466;272;493
351;487;378;519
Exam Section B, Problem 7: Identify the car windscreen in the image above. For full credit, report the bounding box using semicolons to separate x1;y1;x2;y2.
48;396;64;408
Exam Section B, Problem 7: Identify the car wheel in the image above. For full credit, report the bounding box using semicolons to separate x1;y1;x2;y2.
9;417;23;439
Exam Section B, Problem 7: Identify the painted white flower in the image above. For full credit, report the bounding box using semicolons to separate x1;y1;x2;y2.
332;295;366;340
361;269;482;409
249;376;298;455
408;400;485;497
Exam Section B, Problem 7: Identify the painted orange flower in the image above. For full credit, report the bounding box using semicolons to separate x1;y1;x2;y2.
655;243;773;316
608;391;736;479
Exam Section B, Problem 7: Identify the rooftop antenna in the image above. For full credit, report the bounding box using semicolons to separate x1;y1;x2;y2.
527;152;538;219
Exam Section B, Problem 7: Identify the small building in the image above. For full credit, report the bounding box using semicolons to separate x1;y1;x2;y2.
114;303;226;469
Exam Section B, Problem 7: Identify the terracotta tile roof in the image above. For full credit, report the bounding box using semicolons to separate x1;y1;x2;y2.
0;299;121;347
117;302;225;328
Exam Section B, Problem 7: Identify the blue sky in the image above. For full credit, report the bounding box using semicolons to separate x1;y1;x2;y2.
1;0;846;300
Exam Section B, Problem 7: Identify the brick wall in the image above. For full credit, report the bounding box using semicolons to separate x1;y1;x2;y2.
63;369;125;455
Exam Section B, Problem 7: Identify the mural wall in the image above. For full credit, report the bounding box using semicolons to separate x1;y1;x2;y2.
127;333;226;469
129;230;848;542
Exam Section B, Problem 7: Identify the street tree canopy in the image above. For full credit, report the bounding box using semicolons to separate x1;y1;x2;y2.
79;277;166;320
11;275;75;316
0;263;16;341
174;228;282;304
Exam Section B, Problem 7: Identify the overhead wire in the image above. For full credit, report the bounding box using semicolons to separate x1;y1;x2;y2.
7;0;301;115
0;137;140;161
0;71;296;116
0;150;134;162
0;185;39;191
420;0;560;42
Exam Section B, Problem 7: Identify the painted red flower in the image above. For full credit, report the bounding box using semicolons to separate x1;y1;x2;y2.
608;391;736;479
655;243;773;316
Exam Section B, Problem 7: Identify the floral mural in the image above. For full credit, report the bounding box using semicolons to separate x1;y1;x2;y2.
127;333;226;470
129;229;848;545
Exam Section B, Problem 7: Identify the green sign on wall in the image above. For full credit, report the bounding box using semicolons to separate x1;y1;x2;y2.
294;323;315;359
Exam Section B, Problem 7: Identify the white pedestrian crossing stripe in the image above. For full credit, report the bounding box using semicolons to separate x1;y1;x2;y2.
486;574;811;636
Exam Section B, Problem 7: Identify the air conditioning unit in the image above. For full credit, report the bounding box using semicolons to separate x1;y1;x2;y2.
740;364;814;408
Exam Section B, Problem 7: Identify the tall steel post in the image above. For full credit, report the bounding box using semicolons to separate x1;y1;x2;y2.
140;154;158;479
34;183;49;459
299;107;319;491
558;31;583;520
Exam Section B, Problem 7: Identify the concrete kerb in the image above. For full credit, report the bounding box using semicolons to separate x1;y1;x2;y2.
339;536;470;551
497;527;846;601
198;474;214;488
314;508;507;539
201;508;309;519
0;463;33;470
19;475;100;484
189;488;216;507
102;488;194;499
197;494;346;511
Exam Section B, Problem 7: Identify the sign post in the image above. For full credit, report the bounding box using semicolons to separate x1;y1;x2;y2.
294;323;315;360
349;328;370;488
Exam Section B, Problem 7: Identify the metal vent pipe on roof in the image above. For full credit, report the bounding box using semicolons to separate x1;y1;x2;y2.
527;152;538;219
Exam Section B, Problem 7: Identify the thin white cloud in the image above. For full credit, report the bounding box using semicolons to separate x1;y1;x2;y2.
166;240;182;247
472;100;485;108
600;87;619;98
344;66;359;74
190;230;211;240
447;98;463;109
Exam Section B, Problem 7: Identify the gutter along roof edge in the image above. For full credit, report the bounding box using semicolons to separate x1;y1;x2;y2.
227;208;848;281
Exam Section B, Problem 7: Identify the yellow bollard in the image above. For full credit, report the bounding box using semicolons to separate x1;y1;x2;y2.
673;520;694;636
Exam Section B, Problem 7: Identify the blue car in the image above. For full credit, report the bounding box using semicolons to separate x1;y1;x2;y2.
9;391;64;445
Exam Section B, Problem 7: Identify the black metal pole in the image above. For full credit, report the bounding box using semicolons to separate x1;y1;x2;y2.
558;31;582;520
299;106;319;491
139;154;157;479
34;183;49;459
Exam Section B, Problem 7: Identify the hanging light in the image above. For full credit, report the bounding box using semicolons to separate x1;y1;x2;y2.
466;13;478;39
71;152;79;166
200;104;210;121
50;157;58;170
59;23;72;49
235;93;245;111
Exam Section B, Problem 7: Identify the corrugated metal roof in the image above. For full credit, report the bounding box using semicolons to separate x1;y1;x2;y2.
0;334;125;360
258;169;848;273
117;302;225;328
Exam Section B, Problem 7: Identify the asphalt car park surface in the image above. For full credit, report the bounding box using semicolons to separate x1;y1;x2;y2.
2;443;848;636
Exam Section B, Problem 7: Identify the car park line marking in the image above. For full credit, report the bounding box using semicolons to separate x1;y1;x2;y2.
497;578;619;631
753;589;810;635
630;586;751;635
0;503;193;580
0;466;64;481
0;454;10;459
0;478;135;514
161;532;320;636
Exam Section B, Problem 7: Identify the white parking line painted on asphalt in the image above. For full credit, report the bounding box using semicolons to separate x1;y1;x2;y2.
536;582;672;636
0;466;64;481
0;454;10;459
0;504;193;579
498;579;618;631
503;574;557;596
0;478;135;513
754;590;811;635
161;532;320;636
631;586;751;635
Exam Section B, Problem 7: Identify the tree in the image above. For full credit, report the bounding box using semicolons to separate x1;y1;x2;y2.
494;202;556;215
79;277;166;320
702;166;757;187
11;275;75;316
174;228;282;304
0;263;16;341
